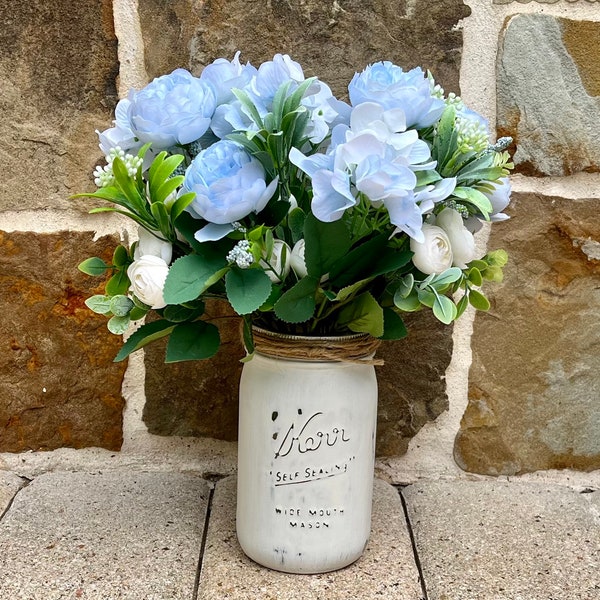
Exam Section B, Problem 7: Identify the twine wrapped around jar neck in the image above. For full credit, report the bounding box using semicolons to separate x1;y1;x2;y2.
250;326;384;365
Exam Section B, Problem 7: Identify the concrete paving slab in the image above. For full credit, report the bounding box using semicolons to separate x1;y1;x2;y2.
403;481;600;600
198;476;423;599
0;471;25;516
0;471;209;599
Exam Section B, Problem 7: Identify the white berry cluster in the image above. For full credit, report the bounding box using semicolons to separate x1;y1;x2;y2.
226;240;254;269
456;114;489;154
93;147;143;188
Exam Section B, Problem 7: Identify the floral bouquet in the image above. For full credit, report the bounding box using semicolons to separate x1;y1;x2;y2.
76;53;512;363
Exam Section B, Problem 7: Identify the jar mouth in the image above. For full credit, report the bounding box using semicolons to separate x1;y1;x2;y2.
250;326;382;365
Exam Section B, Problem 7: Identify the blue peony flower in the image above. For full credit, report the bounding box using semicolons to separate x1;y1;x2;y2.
127;69;217;149
182;140;278;241
200;51;257;105
348;62;445;129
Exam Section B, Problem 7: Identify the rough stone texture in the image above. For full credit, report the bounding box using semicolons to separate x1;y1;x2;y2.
197;476;422;599
375;312;452;456
403;481;600;600
138;0;470;99
144;305;452;457
0;472;24;516
497;15;600;177
143;300;243;441
455;193;600;475
0;472;209;599
0;231;126;452
0;1;118;212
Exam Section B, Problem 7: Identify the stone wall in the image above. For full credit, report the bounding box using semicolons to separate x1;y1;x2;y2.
1;0;599;484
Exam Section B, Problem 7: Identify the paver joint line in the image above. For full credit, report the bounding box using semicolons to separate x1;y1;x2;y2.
192;483;216;600
398;485;429;600
0;476;31;523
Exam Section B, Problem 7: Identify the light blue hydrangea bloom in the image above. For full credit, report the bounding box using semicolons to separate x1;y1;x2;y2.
182;140;278;241
348;62;445;129
127;68;217;149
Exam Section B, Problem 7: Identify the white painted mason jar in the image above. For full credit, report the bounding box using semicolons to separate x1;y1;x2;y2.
236;328;379;574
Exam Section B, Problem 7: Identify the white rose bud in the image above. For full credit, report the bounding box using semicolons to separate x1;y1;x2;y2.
127;255;169;309
134;227;173;265
410;224;454;275
290;239;308;278
261;240;291;283
436;208;477;269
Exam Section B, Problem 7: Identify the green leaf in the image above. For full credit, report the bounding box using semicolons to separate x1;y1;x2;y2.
336;277;372;302
170;192;196;223
242;315;254;354
84;295;112;315
288;207;306;243
380;308;408;340
155;175;184;205
163;303;205;323
114;320;175;362
338;292;384;337
105;269;130;296
174;211;205;252
165;321;220;362
432;293;457;325
482;265;504;283
393;289;421;312
150;201;170;235
274;276;319;323
107;315;130;335
78;257;109;276
455;293;469;319
111;156;146;213
329;234;411;287
149;153;185;201
485;249;509;267
416;287;436;308
232;88;264;128
303;214;352;278
259;284;282;311
109;295;134;317
112;246;129;268
163;252;228;305
397;273;415;299
468;267;483;286
129;306;147;321
430;267;463;290
469;289;491;311
225;268;273;315
452;186;493;219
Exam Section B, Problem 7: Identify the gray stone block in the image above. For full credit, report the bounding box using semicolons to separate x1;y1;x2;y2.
0;472;209;599
403;481;600;600
197;476;423;599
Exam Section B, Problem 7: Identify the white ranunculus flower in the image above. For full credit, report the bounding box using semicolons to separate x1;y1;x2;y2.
260;240;291;283
290;240;308;278
410;224;453;275
436;208;477;269
127;255;169;309
134;227;173;264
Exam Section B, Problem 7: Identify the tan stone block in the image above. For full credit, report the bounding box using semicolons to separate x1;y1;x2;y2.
455;193;600;474
138;0;470;98
0;231;126;452
0;2;119;212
